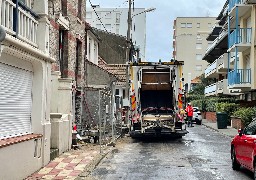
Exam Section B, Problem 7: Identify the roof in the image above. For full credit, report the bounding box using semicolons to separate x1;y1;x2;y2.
98;57;126;86
191;76;201;84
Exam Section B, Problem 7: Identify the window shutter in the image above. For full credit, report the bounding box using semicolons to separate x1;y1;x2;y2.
0;62;33;139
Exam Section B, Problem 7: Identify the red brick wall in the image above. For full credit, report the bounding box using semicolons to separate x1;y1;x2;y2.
205;112;217;122
231;117;244;129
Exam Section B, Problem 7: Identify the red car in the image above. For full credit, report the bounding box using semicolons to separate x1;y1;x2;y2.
231;120;256;179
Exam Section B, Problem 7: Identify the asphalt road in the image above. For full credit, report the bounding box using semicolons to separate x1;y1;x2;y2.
89;125;254;180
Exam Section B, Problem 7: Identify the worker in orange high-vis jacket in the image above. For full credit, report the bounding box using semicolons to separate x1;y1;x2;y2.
186;103;194;127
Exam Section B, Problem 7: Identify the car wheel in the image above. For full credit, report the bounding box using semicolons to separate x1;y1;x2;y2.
232;147;240;170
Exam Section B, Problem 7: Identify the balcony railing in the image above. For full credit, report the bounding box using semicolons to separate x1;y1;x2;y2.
205;60;217;76
229;28;252;48
229;0;242;11
228;69;251;85
1;0;38;46
205;83;217;95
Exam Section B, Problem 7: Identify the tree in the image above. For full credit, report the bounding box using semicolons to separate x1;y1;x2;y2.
189;74;215;95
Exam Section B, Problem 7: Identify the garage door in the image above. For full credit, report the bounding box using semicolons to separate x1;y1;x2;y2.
0;62;33;139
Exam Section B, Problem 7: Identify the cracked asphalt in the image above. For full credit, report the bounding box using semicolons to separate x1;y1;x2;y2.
88;125;254;180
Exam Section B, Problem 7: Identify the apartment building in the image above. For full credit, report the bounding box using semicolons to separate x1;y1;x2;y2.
204;0;256;101
86;6;147;61
173;17;216;90
203;1;232;97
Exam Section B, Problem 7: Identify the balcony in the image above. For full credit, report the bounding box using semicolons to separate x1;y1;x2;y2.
229;0;252;19
203;30;228;62
229;28;252;52
217;53;229;73
205;60;217;78
228;69;251;90
217;79;240;95
205;83;217;97
1;0;39;47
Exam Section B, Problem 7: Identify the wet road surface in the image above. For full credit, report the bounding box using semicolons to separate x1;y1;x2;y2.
89;125;254;180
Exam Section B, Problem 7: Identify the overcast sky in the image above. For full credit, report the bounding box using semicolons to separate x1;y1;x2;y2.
86;0;224;62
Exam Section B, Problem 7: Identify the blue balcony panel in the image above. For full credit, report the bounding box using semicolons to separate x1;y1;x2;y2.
228;69;251;90
229;28;252;52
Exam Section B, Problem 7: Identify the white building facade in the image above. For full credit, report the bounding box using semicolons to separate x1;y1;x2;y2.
0;0;54;179
86;6;147;61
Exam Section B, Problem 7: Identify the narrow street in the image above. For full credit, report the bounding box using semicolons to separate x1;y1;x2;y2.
87;125;253;180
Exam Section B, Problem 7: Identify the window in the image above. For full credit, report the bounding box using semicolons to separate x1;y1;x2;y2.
197;23;200;28
187;23;192;28
244;121;256;135
208;42;212;48
115;89;120;95
59;30;67;77
116;13;121;23
77;0;82;19
116;24;120;34
196;43;202;49
195;65;202;71
86;12;92;19
96;24;101;29
196;34;201;40
88;38;91;61
105;24;111;32
181;23;186;28
105;12;111;19
61;0;67;16
123;89;125;99
75;39;82;85
208;23;212;28
196;54;202;61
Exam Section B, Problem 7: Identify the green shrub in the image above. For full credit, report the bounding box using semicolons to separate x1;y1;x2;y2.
233;107;256;126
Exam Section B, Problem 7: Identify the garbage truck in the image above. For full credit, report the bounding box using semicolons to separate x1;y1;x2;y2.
129;61;188;138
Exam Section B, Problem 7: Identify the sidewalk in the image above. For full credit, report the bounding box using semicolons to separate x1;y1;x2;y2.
202;119;238;138
26;144;113;180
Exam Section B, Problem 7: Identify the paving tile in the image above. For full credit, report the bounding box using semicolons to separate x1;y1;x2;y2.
45;162;59;168
68;155;78;158
55;162;69;169
42;174;57;179
64;176;76;180
53;157;65;163
62;158;73;163
69;170;82;176
70;158;82;164
80;159;90;164
58;170;73;177
38;167;53;174
48;168;62;175
74;164;86;171
53;176;66;180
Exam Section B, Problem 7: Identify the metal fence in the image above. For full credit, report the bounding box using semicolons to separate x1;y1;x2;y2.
76;88;122;146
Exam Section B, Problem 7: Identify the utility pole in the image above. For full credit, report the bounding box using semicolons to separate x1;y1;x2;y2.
125;0;132;127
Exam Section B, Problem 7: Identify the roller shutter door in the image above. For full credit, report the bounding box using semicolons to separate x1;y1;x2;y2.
0;62;33;139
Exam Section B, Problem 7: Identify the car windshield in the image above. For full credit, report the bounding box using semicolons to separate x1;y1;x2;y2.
193;108;199;112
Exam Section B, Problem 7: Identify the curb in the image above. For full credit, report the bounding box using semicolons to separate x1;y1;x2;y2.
202;123;235;139
76;146;115;179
